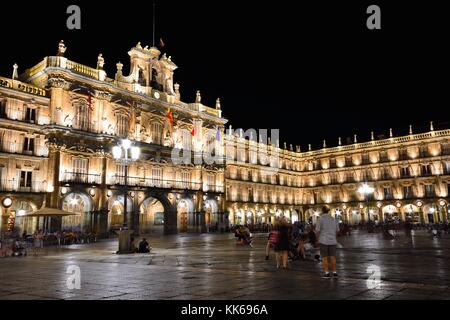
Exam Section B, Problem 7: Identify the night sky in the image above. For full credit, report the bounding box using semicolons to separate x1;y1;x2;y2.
1;1;448;150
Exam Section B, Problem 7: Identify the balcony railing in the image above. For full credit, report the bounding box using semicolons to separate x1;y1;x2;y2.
203;184;225;193
109;175;202;191
61;172;102;184
0;180;45;193
0;140;48;157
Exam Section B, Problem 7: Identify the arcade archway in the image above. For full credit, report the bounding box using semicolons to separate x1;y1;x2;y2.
61;192;92;232
139;197;165;234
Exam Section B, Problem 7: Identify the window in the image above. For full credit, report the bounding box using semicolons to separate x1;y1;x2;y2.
20;171;32;189
72;158;88;183
151;123;162;145
151;168;162;186
404;186;413;199
384;187;393;200
425;184;434;198
74;102;89;131
116;114;128;137
444;162;450;175
207;174;215;190
24;107;36;123
421;164;432;176
400;167;410;178
181;171;191;189
182;130;192;150
23;137;34;153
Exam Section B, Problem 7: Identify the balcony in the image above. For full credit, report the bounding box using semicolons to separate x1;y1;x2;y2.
0;140;49;157
61;172;102;185
0;180;45;193
109;175;202;191
203;184;225;193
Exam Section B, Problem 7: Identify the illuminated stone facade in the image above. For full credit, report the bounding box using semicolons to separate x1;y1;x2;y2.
1;41;449;237
226;128;450;226
0;41;226;236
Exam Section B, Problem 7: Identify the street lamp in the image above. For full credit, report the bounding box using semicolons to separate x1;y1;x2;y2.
112;139;140;229
358;183;375;221
112;139;140;254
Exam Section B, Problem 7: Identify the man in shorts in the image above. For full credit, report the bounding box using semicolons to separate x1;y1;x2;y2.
316;206;339;278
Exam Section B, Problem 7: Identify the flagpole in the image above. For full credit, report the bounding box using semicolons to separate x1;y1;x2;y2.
152;1;156;47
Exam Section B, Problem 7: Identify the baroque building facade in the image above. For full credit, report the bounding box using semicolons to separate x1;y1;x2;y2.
1;41;449;237
0;41;226;237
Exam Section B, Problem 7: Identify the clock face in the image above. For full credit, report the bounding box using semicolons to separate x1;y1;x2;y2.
154;91;160;99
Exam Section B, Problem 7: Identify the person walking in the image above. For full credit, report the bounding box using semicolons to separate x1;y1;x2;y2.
316;206;339;278
274;224;290;269
265;229;279;260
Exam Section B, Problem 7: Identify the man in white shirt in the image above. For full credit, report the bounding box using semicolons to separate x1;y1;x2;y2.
316;206;339;278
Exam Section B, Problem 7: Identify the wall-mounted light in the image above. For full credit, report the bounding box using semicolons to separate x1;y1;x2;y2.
2;197;12;208
193;195;197;200
203;195;207;201
61;187;68;195
439;200;446;207
416;201;423;207
130;191;135;198
176;193;180;200
107;190;113;197
46;185;54;193
89;188;96;197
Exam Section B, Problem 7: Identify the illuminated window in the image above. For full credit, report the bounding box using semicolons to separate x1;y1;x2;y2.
116;114;128;137
23;137;35;153
74;101;89;131
24;107;36;123
151;122;162;144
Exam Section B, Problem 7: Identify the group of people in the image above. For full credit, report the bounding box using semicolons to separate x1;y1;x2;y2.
264;206;340;278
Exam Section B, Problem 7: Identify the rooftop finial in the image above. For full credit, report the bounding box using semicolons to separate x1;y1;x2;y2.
338;137;342;146
12;63;18;80
371;131;375;141
215;98;221;110
284;142;287;149
296;145;301;152
308;144;312;151
323;140;326;148
354;134;357;144
409;125;413;135
430;121;434;131
195;90;201;103
290;144;293;151
57;40;66;56
389;128;393;138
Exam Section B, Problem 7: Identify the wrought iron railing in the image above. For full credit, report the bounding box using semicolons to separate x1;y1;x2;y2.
0;179;45;193
61;172;102;184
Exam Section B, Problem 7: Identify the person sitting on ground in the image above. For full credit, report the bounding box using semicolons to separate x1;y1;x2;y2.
137;238;150;253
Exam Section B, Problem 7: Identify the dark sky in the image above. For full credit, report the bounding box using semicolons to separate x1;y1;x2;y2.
1;1;448;150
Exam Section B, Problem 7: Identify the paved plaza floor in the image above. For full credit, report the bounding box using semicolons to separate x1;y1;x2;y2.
0;230;449;300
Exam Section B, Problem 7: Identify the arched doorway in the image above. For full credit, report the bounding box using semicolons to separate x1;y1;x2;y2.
203;199;219;232
10;200;38;234
140;197;165;234
403;204;420;223
422;203;439;224
291;210;299;223
107;195;133;232
382;205;400;222
61;192;92;232
177;198;194;232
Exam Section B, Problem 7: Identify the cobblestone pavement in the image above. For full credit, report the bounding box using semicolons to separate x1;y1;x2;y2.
0;230;449;300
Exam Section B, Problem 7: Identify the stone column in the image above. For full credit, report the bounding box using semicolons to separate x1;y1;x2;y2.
47;78;68;125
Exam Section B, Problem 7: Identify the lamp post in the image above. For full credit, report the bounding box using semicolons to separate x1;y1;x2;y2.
358;183;375;222
112;139;140;253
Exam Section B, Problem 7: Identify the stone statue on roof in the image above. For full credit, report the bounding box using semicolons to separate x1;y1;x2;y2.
57;40;67;56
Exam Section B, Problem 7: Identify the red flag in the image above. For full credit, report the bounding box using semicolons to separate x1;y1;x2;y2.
191;126;195;136
159;38;165;48
167;108;173;125
88;94;93;111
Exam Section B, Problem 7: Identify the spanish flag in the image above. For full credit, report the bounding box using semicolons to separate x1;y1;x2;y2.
167;108;173;125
